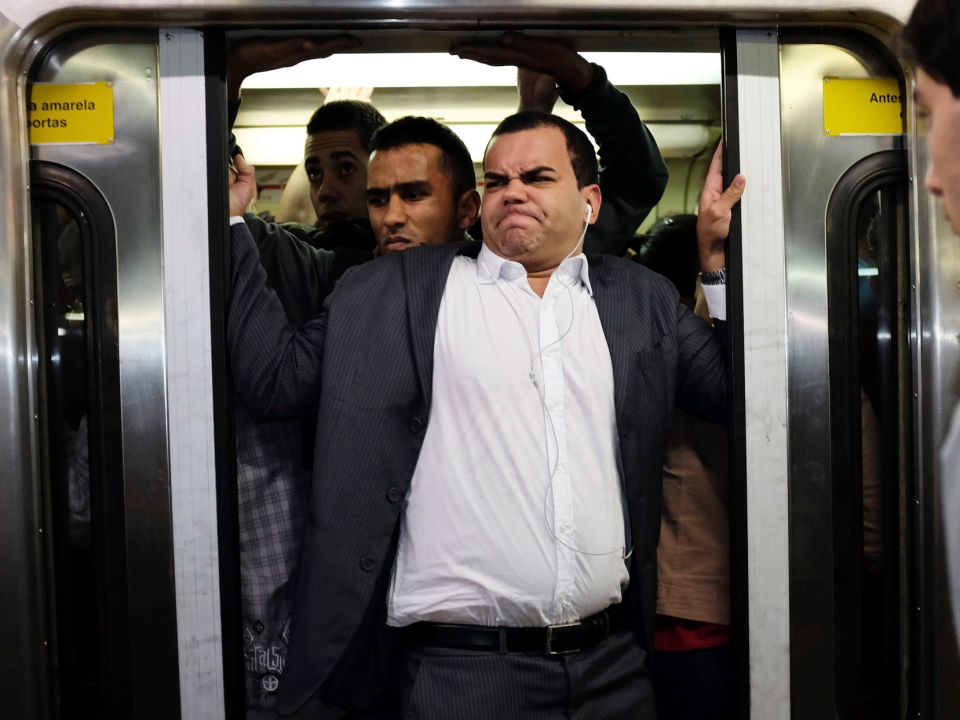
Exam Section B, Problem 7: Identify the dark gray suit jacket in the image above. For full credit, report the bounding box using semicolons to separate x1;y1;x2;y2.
227;223;730;716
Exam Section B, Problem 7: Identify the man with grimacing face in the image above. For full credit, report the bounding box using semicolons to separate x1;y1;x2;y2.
900;0;960;638
225;105;733;717
480;118;602;277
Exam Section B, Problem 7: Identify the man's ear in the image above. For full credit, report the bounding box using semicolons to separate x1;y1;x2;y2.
457;189;482;230
582;184;602;225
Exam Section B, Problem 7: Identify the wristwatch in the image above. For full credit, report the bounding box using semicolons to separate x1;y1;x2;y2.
700;267;727;286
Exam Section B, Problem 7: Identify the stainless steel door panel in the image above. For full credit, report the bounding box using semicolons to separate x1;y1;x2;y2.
0;10;49;720
780;40;900;718
31;32;181;718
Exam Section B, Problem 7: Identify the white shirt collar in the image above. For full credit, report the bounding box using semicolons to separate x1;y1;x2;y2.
476;241;594;297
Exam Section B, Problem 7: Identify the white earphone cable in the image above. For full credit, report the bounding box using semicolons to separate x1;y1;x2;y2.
481;204;628;559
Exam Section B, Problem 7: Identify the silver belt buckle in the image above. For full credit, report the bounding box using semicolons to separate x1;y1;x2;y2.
545;619;582;655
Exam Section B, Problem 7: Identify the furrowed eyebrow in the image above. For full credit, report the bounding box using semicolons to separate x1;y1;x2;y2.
519;166;556;179
330;151;361;162
484;166;557;183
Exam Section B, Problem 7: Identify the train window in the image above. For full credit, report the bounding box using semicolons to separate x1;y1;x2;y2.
32;163;129;719
826;151;909;720
34;196;99;717
856;182;906;719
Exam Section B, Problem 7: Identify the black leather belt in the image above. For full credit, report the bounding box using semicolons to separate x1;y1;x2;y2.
403;603;631;656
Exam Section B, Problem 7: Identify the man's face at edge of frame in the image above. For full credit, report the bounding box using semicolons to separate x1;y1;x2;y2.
917;68;960;237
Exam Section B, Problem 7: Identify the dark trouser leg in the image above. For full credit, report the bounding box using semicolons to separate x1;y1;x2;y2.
568;630;657;720
399;644;567;720
399;630;654;720
651;645;735;720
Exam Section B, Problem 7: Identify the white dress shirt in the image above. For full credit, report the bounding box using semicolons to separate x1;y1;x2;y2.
387;242;630;628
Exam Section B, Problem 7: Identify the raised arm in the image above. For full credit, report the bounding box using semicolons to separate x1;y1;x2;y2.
695;141;745;323
228;155;330;420
562;63;668;255
674;299;729;425
452;32;669;255
675;141;746;424
225;35;362;161
226;35;361;103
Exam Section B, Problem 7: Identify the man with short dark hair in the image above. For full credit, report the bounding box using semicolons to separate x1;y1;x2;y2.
900;0;960;638
365;116;480;255
492;110;599;186
227;36;380;240
454;31;669;256
226;102;732;719
303;99;388;228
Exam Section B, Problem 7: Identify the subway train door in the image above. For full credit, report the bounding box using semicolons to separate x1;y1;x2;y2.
720;27;957;720
777;34;913;720
25;28;241;720
729;28;960;720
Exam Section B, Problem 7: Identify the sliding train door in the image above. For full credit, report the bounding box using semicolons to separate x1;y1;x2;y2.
719;28;954;720
26;29;241;720
776;33;923;720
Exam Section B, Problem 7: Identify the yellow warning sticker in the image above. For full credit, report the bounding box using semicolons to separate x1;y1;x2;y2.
823;77;903;137
28;82;115;145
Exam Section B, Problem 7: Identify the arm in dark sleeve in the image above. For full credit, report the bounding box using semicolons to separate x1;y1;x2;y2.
228;221;329;420
241;213;345;328
560;64;669;256
674;303;730;425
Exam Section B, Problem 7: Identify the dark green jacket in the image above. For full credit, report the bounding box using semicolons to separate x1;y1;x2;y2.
240;214;374;327
561;63;669;255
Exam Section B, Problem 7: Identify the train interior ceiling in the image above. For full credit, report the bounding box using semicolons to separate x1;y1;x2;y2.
229;30;720;229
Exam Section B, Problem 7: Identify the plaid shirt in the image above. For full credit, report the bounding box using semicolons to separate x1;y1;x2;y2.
236;401;311;710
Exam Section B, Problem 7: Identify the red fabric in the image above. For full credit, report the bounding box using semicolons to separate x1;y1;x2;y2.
654;614;732;653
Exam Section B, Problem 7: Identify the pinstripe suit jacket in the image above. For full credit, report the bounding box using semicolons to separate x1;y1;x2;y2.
227;223;730;716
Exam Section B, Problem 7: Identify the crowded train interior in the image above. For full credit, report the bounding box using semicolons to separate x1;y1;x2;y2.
1;2;959;719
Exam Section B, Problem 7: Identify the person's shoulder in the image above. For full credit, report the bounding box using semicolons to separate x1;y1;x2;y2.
278;218;375;252
591;253;681;301
338;240;472;288
276;219;319;242
336;249;399;285
591;252;668;284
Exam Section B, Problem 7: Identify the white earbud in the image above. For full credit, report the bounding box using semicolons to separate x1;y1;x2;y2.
585;203;593;224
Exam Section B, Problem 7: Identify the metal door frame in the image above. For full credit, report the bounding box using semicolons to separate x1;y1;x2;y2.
0;8;934;720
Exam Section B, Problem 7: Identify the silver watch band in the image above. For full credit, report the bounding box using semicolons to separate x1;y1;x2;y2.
700;267;727;286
